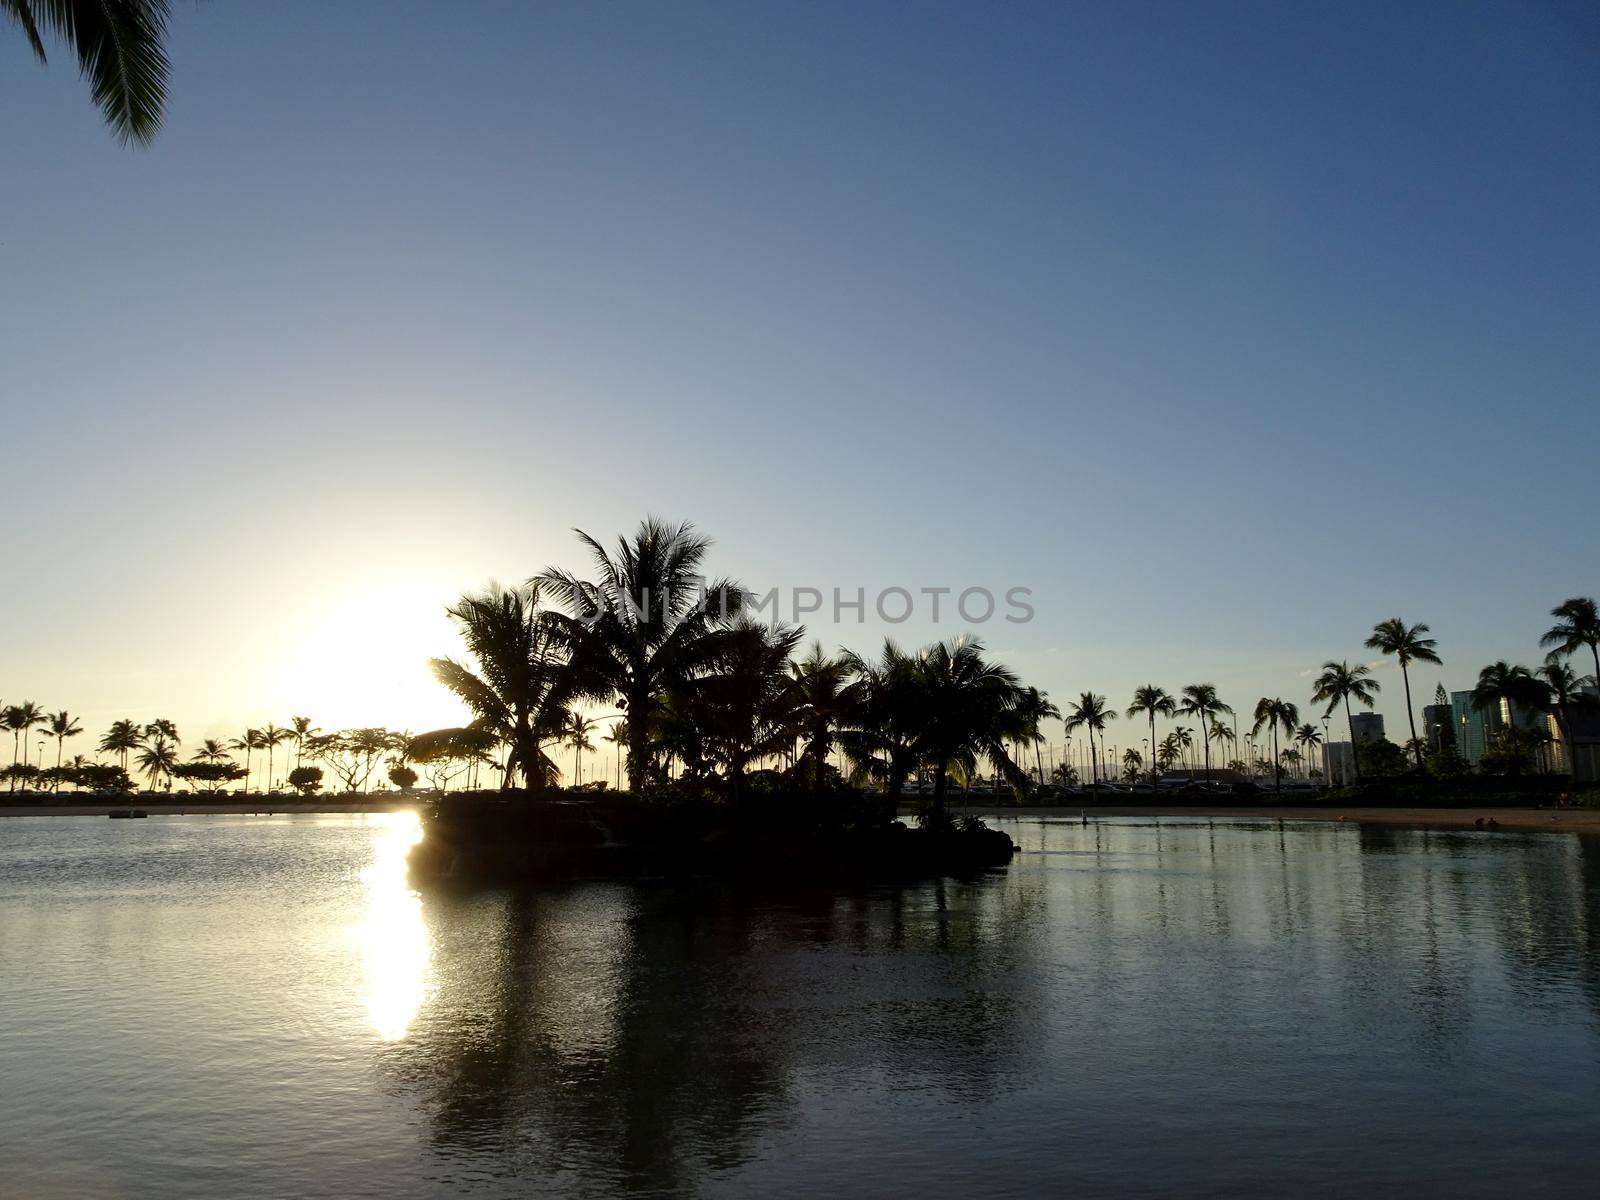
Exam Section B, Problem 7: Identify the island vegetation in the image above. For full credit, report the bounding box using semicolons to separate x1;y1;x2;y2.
3;524;1597;841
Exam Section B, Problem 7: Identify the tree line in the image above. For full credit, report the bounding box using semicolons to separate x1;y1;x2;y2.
4;523;1596;800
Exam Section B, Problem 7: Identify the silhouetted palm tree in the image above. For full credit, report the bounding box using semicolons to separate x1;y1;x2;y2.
1541;598;1600;697
4;0;171;144
789;642;862;789
136;736;177;792
429;582;568;790
1177;684;1231;782
1536;659;1596;760
1293;722;1323;779
1013;686;1062;788
1251;697;1299;793
561;712;599;787
229;729;263;792
4;702;46;790
143;718;179;748
291;716;319;772
909;636;1028;809
1365;618;1442;769
694;620;804;796
192;739;231;765
1471;661;1544;734
259;724;293;792
1126;685;1175;785
538;520;744;793
46;711;81;776
1310;661;1380;781
1065;692;1117;791
837;640;923;800
99;719;142;773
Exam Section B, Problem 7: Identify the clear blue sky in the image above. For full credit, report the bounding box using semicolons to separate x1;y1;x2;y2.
2;1;1596;752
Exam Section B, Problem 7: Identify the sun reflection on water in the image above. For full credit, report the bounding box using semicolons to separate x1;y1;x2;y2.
357;811;431;1040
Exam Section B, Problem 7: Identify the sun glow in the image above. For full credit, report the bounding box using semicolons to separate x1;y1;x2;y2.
357;811;431;1041
272;581;467;733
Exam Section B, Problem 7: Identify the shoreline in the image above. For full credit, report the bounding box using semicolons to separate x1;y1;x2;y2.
2;800;1595;834
952;805;1600;834
0;801;417;818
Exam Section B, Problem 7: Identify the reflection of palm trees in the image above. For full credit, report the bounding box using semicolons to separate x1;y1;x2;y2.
392;873;1031;1194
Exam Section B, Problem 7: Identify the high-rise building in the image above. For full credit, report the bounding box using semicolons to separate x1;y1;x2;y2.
1451;691;1493;765
1422;703;1455;751
1323;741;1355;786
1349;712;1385;745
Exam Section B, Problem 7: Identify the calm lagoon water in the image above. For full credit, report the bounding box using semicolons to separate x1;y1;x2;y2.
2;812;1599;1198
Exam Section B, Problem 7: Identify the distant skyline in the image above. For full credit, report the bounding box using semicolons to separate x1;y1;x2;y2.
3;1;1597;745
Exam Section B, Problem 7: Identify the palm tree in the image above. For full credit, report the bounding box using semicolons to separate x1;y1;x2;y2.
789;642;863;789
1471;661;1544;733
46;711;82;775
538;519;744;793
229;729;263;792
1064;692;1117;791
561;712;600;787
144;719;179;748
1251;697;1300;793
99;719;142;773
1365;618;1442;769
1012;686;1062;789
135;736;177;792
426;581;571;790
258;724;294;792
192;739;231;765
694;620;805;796
1293;723;1324;779
1121;747;1143;783
907;636;1028;810
603;719;627;791
837;640;924;801
288;717;320;774
1537;659;1597;764
1177;684;1232;782
1126;686;1175;785
4;702;46;790
4;0;172;144
1310;661;1381;781
1541;598;1600;696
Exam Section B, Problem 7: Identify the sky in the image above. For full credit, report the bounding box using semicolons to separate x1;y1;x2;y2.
2;0;1597;763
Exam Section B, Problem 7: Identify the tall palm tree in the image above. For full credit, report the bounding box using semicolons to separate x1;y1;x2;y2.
144;719;179;748
47;711;82;774
1126;685;1175;785
1310;661;1381;781
603;719;627;791
4;0;172;144
99;719;142;773
428;582;568;790
1177;684;1232;782
1121;747;1143;783
1013;686;1062;788
1365;618;1442;769
1293;722;1324;779
229;729;263;792
1541;598;1600;696
1064;692;1117;791
4;702;46;790
1251;697;1300;793
789;642;863;789
258;724;294;792
537;519;744;793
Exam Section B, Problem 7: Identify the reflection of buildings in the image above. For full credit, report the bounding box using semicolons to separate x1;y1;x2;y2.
1323;741;1355;785
1349;713;1385;745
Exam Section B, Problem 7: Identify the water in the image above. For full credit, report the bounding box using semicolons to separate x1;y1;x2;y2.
2;813;1598;1198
